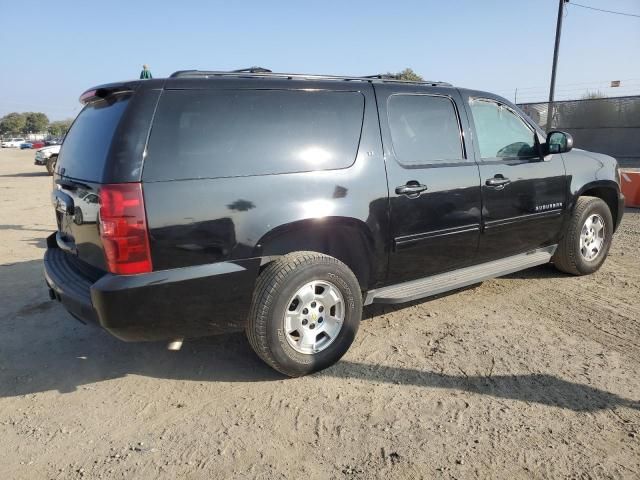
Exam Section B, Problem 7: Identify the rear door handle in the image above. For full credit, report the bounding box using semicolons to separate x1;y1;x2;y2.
485;176;511;189
395;182;428;198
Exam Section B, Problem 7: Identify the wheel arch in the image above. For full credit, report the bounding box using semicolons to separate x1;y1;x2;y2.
575;180;621;231
254;217;378;291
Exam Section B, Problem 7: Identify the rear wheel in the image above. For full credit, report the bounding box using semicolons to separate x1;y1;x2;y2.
553;196;613;275
246;252;362;377
46;155;57;175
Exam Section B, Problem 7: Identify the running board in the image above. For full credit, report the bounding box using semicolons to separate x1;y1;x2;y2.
364;246;557;306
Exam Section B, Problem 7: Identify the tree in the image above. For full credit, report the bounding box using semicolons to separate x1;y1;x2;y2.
581;90;607;100
386;68;424;82
0;112;27;135
48;119;73;137
24;112;49;134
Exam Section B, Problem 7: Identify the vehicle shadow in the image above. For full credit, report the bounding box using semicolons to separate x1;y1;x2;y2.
328;361;639;412
0;224;51;232
0;171;50;178
1;260;636;413
24;237;47;249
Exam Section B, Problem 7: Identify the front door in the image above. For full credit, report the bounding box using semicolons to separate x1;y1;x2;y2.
375;85;482;285
462;94;567;261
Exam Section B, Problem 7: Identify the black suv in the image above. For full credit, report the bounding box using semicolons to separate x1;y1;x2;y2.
44;69;625;376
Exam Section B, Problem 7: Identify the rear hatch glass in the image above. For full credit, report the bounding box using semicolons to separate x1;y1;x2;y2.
57;94;131;182
54;94;132;271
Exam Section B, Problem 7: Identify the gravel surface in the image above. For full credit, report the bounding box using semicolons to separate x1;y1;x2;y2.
1;148;639;479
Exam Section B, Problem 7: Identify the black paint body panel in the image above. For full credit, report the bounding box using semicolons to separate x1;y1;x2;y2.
44;234;259;341
43;75;624;342
143;80;390;290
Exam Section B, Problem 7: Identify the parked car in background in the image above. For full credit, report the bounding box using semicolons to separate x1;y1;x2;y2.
20;141;45;149
34;144;60;174
1;138;26;148
45;138;63;146
72;191;100;226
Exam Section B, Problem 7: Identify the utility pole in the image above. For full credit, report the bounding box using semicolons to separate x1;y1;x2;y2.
548;0;569;130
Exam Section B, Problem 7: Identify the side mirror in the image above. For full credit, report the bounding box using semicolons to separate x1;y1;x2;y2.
546;130;573;154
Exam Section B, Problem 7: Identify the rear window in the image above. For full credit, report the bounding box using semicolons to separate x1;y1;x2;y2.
387;94;464;166
143;89;365;181
57;94;131;181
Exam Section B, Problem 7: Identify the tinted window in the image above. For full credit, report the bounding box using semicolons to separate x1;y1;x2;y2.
144;89;364;180
387;94;463;166
57;94;130;181
469;99;538;159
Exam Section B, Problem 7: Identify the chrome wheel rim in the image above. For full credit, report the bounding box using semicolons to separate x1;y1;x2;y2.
283;280;345;354
580;214;605;261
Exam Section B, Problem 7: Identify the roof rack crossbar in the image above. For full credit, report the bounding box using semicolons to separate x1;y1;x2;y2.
362;74;396;79
230;66;272;73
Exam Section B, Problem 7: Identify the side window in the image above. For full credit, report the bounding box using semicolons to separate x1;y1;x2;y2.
143;89;365;181
469;99;538;160
387;94;464;166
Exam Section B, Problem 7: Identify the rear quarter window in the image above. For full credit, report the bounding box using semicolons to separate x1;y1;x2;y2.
143;89;365;181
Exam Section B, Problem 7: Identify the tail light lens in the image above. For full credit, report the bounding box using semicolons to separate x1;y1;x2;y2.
99;183;152;275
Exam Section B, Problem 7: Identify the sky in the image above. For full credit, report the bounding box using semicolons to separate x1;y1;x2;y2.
1;0;639;120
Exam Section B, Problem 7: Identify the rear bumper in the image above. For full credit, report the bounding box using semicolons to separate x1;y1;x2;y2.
44;233;260;341
44;237;100;325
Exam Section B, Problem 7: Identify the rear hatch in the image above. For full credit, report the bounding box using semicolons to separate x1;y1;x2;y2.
53;83;159;273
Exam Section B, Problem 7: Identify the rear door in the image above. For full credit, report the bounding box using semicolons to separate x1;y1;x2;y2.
375;84;482;285
461;93;567;261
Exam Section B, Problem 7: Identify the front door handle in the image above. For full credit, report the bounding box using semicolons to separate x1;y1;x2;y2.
395;182;428;198
485;176;511;189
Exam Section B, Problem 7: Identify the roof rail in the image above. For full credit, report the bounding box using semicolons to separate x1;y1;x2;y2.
168;69;451;86
363;73;449;86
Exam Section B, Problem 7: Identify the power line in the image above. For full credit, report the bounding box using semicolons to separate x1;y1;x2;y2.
505;85;640;102
497;78;640;92
503;88;640;99
570;2;640;19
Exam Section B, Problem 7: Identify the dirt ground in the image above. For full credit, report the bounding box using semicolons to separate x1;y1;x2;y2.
0;148;639;479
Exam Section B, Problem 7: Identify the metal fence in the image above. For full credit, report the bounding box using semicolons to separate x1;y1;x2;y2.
518;96;640;168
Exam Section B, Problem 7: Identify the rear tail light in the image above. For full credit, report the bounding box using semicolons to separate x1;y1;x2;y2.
99;183;152;275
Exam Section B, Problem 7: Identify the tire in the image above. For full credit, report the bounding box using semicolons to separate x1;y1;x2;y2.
553;196;613;275
46;156;57;176
73;207;83;225
246;251;362;377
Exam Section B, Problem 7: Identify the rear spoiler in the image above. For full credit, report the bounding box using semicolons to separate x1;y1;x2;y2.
79;83;136;104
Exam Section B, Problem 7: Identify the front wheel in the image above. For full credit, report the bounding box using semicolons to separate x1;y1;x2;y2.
553;196;613;275
246;252;362;377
